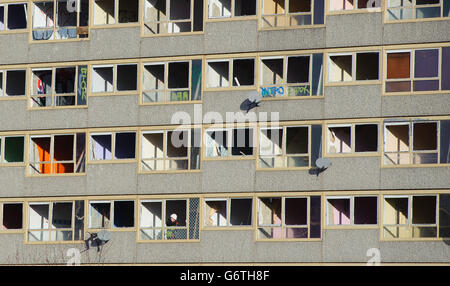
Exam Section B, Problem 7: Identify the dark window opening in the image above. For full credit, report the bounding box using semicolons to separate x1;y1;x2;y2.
231;128;253;156
115;132;136;159
355;124;378;152
113;201;135;228
354;197;377;224
233;59;254;86
2;203;23;230
230;198;252;226
117;65;138;91
356;52;379;80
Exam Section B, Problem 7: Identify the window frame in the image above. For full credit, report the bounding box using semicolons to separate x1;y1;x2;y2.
31;0;89;41
258;125;311;169
87;199;136;231
256;195;317;241
202;197;253;228
325;122;380;156
89;131;137;162
206;57;256;90
259;54;322;98
26;200;83;243
385;0;448;22
0;135;25;165
326;51;381;84
0;201;24;232
29;65;85;108
384;47;446;95
90;63;139;95
0;68;27;98
28;132;85;176
203;127;255;159
325;195;379;227
140;129;198;173
141;0;203;36
382;194;438;240
0;2;28;32
260;0;318;29
138;198;199;242
141;59;201;104
207;0;257;19
327;0;382;13
383;120;440;166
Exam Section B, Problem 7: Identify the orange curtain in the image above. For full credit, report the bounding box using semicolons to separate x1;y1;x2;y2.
387;53;410;79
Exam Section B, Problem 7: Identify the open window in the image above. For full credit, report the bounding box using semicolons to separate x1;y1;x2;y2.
0;136;25;164
208;0;256;18
141;129;201;172
207;58;255;88
27;200;84;242
139;198;200;241
1;203;23;230
386;0;447;21
260;54;323;97
30;65;87;108
94;0;138;25
385;48;450;93
91;64;138;94
327;196;378;226
261;0;324;28
28;133;86;175
329;0;381;11
383;195;437;239
142;59;202;103
204;197;252;227
90;131;136;161
205;128;254;158
143;0;204;35
0;3;27;31
327;123;378;154
32;0;89;41
328;52;379;83
384;121;438;165
257;196;321;240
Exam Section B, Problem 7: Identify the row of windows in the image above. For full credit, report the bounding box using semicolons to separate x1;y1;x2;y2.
0;118;448;174
1;191;449;243
1;46;449;108
1;1;449;41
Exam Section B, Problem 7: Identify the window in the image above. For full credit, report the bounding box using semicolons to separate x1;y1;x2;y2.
0;3;27;31
91;64;138;93
328;52;380;83
257;196;321;239
258;126;312;168
93;0;138;25
142;59;202;103
261;0;324;28
260;54;323;97
1;202;23;230
139;198;200;240
32;0;89;41
208;0;256;18
383;195;438;239
90;132;136;161
207;58;255;88
326;196;378;226
0;136;24;164
88;200;135;229
205;128;254;158
385;47;450;93
386;0;450;21
204;198;252;227
383;121;444;165
329;0;381;11
143;0;204;35
28;133;86;175
140;129;201;172
0;69;26;97
30;65;87;108
327;123;378;154
27;200;84;242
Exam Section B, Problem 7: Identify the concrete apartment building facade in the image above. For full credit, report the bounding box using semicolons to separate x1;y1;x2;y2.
0;0;449;265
